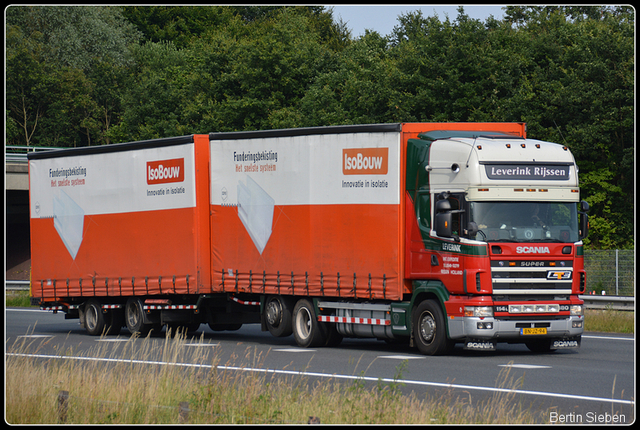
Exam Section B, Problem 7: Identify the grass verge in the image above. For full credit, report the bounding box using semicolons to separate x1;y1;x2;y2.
584;308;634;334
6;332;548;424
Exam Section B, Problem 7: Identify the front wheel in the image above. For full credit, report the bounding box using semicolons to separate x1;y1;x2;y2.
412;300;453;356
292;299;327;348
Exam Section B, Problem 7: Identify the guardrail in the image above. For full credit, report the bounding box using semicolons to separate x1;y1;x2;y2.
6;145;62;163
578;294;635;311
6;280;30;291
6;280;635;311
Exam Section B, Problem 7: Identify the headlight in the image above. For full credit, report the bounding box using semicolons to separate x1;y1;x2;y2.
464;306;494;317
570;305;584;316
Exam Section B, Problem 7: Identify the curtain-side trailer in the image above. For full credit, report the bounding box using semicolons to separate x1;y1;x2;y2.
29;123;588;355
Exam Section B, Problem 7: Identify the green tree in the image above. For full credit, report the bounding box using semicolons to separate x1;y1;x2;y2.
6;6;140;147
500;7;634;248
297;29;395;126
121;6;234;49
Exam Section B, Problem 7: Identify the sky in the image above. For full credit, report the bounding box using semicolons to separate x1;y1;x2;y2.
332;5;507;37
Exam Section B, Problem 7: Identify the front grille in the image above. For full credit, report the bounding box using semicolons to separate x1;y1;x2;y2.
491;260;573;295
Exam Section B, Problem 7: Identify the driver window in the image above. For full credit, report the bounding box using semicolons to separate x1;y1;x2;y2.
448;194;462;236
416;192;430;230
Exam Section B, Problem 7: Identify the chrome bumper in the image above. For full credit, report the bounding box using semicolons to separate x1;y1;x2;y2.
448;315;584;341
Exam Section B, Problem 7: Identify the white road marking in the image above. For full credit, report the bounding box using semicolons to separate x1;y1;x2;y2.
377;355;425;360
7;352;633;406
273;348;316;353
182;343;219;347
95;338;130;342
17;335;54;338
582;334;634;341
499;364;551;369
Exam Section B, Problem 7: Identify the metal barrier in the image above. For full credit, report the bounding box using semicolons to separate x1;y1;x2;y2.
578;295;635;311
6;145;62;163
7;281;634;310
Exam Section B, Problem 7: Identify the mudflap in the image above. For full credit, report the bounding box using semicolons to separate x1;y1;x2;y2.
463;339;496;351
551;336;581;349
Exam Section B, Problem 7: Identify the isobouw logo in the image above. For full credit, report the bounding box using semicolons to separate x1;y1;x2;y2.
342;148;388;175
147;158;184;185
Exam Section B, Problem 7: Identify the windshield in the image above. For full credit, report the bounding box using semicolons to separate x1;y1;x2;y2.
469;201;579;243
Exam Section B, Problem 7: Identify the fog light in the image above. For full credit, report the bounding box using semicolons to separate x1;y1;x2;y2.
476;322;494;330
572;321;583;328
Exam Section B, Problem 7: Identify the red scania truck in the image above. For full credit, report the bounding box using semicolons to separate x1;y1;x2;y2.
29;123;589;355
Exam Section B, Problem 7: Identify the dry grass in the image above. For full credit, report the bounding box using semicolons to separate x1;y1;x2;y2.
7;331;546;424
6;295;632;424
584;309;634;334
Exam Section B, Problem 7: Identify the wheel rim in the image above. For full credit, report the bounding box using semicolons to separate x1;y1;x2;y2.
127;302;140;328
419;311;436;344
296;307;312;340
86;304;98;331
266;299;282;327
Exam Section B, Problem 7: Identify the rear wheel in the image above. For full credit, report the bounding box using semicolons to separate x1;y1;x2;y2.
292;299;327;348
125;298;152;336
84;299;106;336
264;295;293;337
413;300;453;356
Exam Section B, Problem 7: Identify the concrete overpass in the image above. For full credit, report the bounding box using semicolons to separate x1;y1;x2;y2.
5;146;59;280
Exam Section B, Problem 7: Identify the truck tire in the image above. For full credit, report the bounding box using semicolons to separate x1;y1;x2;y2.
264;295;293;337
125;298;151;336
413;300;453;356
84;299;106;336
292;299;327;348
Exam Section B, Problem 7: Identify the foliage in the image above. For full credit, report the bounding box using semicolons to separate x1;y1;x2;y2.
5;5;634;248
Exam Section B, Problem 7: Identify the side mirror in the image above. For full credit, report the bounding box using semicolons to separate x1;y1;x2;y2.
435;198;451;212
435;198;452;238
435;212;452;238
579;200;589;240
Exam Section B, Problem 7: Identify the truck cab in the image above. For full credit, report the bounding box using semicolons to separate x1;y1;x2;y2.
406;130;588;353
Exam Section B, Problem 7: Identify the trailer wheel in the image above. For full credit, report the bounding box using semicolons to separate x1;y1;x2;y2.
413;300;453;356
125;298;151;336
84;299;106;336
292;299;327;348
264;295;293;337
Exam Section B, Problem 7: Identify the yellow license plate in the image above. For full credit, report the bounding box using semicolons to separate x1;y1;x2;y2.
521;327;547;335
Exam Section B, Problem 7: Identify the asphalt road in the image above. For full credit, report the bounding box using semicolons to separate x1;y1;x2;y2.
6;307;635;424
